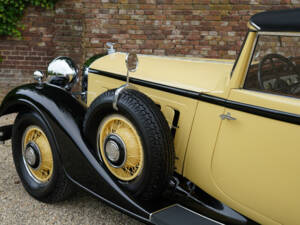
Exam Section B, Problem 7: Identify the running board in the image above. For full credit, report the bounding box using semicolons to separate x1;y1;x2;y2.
150;204;223;225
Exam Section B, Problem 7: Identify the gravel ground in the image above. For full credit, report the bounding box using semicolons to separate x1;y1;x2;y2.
0;114;144;225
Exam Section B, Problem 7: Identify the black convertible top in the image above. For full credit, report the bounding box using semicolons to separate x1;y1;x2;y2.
250;8;300;32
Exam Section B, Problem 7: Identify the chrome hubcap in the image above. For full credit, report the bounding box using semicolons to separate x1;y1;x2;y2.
24;142;41;169
25;146;37;166
103;134;126;168
105;140;120;162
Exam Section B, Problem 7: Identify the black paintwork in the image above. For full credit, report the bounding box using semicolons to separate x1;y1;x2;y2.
151;205;221;225
88;68;200;99
89;68;300;126
0;83;150;223
0;83;258;225
250;8;300;32
0;125;12;141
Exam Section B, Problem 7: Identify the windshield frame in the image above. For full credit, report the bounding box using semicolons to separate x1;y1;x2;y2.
241;31;300;88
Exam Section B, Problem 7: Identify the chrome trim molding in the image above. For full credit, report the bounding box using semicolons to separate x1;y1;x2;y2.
250;21;261;31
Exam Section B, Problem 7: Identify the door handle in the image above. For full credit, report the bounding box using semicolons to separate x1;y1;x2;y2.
220;112;236;121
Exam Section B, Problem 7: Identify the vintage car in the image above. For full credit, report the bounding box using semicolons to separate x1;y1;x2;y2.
1;8;300;225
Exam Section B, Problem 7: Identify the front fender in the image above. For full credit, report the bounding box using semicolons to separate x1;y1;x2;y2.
0;83;149;221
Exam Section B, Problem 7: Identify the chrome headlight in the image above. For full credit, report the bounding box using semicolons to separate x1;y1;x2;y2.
47;56;79;90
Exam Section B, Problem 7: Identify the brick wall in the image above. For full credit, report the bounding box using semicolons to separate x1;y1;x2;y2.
83;0;299;59
0;0;84;100
0;7;55;100
1;0;300;101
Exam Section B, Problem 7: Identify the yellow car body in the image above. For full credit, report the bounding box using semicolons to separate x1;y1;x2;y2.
84;10;300;225
87;32;299;225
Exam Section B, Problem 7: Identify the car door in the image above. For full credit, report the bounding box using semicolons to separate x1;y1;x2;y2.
212;34;300;225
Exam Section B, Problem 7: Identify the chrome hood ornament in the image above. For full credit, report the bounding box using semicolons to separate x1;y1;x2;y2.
106;42;116;55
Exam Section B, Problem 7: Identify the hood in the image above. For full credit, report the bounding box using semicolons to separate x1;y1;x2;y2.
90;52;234;94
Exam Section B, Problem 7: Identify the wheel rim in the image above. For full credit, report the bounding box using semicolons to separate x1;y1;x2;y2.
22;126;53;183
98;114;144;181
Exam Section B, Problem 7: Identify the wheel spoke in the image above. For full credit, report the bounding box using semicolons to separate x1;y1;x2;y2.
104;127;109;136
125;160;139;168
126;157;140;166
98;114;144;181
112;120;119;132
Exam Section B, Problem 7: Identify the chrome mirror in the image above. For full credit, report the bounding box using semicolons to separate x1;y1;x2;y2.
125;53;138;73
47;56;79;90
125;53;138;86
33;70;44;84
112;53;139;111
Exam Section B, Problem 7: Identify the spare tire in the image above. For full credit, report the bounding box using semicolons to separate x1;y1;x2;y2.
83;89;174;201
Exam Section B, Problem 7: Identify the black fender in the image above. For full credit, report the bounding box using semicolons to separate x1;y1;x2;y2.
0;83;150;222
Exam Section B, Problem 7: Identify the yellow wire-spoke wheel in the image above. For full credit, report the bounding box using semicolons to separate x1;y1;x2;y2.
22;126;54;183
98;114;144;181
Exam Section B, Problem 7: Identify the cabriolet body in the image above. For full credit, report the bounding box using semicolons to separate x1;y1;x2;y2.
1;8;300;225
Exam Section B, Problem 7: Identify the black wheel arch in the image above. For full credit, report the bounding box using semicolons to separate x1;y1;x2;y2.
0;83;150;220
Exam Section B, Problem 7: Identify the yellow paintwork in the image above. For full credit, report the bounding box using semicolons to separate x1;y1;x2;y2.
23;126;53;183
90;52;233;95
183;100;282;225
213;89;300;225
98;114;144;181
229;32;258;92
231;89;300;115
88;74;198;173
87;28;300;225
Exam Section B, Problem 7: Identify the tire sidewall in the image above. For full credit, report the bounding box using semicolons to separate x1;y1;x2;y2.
12;112;60;199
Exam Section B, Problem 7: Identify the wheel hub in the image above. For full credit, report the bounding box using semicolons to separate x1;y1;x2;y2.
24;142;41;169
104;134;126;168
105;141;120;162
